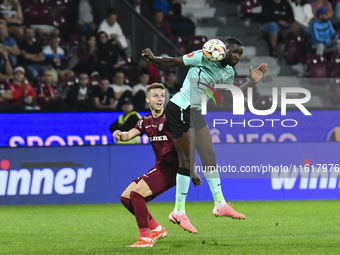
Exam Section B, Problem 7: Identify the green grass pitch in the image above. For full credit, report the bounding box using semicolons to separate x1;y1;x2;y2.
0;200;339;255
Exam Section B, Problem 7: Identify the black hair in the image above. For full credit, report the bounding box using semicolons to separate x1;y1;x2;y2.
114;68;125;77
225;37;243;47
153;8;163;15
139;68;150;77
107;7;116;17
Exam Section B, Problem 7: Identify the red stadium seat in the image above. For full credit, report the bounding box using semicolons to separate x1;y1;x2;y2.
330;54;340;77
69;35;84;47
49;0;68;7
62;76;76;88
284;34;307;64
123;67;139;86
90;76;100;86
118;56;136;67
174;35;188;54
188;35;208;52
330;76;340;104
307;54;329;80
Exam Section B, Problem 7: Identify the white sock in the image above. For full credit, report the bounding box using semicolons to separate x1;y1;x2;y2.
215;200;227;208
151;225;162;232
175;209;185;216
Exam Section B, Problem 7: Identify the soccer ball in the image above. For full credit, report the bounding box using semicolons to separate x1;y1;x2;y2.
202;39;227;62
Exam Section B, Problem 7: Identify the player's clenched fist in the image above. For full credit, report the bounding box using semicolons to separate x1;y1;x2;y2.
142;48;155;62
113;130;123;141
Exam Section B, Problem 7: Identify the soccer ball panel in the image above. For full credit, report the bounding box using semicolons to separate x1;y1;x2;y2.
202;39;227;63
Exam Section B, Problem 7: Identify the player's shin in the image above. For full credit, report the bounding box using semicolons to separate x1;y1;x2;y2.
203;168;226;208
174;167;190;216
130;191;151;239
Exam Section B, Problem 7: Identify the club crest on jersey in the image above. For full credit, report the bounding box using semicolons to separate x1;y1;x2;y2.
158;123;164;131
186;52;194;58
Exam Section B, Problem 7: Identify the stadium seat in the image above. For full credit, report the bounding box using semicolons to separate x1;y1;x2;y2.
90;76;100;86
329;76;340;104
284;34;307;64
240;0;262;16
49;0;68;7
50;13;68;27
330;54;340;77
118;56;136;67
63;76;76;88
123;67;139;86
307;54;329;80
188;35;208;52
174;35;188;54
69;35;84;47
253;95;273;110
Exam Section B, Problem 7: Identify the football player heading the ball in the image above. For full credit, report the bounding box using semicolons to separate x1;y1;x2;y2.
142;37;267;234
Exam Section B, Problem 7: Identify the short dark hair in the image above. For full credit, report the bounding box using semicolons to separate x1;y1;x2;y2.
225;37;243;47
139;68;150;77
114;68;125;77
153;9;163;15
107;7;116;17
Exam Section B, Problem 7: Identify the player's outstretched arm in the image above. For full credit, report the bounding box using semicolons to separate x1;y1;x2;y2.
142;48;184;68
224;63;268;101
113;128;141;142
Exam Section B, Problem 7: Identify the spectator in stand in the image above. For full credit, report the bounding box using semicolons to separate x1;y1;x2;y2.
0;79;12;109
37;67;65;111
128;0;150;20
67;0;98;36
310;0;340;29
138;58;159;84
8;66;40;110
261;0;295;57
43;35;75;79
0;0;23;40
151;9;174;42
66;72;94;111
133;68;150;111
164;68;180;99
310;7;340;55
19;27;46;82
22;0;54;35
98;7;131;56
0;40;13;79
73;35;98;76
93;77;116;110
109;97;141;144
0;20;20;66
165;0;196;38
97;31;120;80
110;68;133;109
154;0;171;15
288;0;314;40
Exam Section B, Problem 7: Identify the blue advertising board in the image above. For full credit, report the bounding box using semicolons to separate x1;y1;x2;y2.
0;110;339;148
0;142;339;205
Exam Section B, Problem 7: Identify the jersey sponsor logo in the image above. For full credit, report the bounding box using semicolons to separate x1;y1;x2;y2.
158;123;164;131
149;135;168;142
224;73;227;77
186;52;195;58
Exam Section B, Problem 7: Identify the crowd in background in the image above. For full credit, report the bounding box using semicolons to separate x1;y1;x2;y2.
0;0;191;112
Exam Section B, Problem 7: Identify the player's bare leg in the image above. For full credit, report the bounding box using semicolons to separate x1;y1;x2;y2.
120;180;167;246
195;125;245;220
169;128;199;233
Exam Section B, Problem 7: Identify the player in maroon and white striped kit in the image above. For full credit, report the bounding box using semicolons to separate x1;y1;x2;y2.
113;83;178;248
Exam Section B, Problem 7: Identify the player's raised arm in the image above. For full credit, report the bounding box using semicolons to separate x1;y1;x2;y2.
142;48;184;67
224;63;268;101
113;128;141;142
